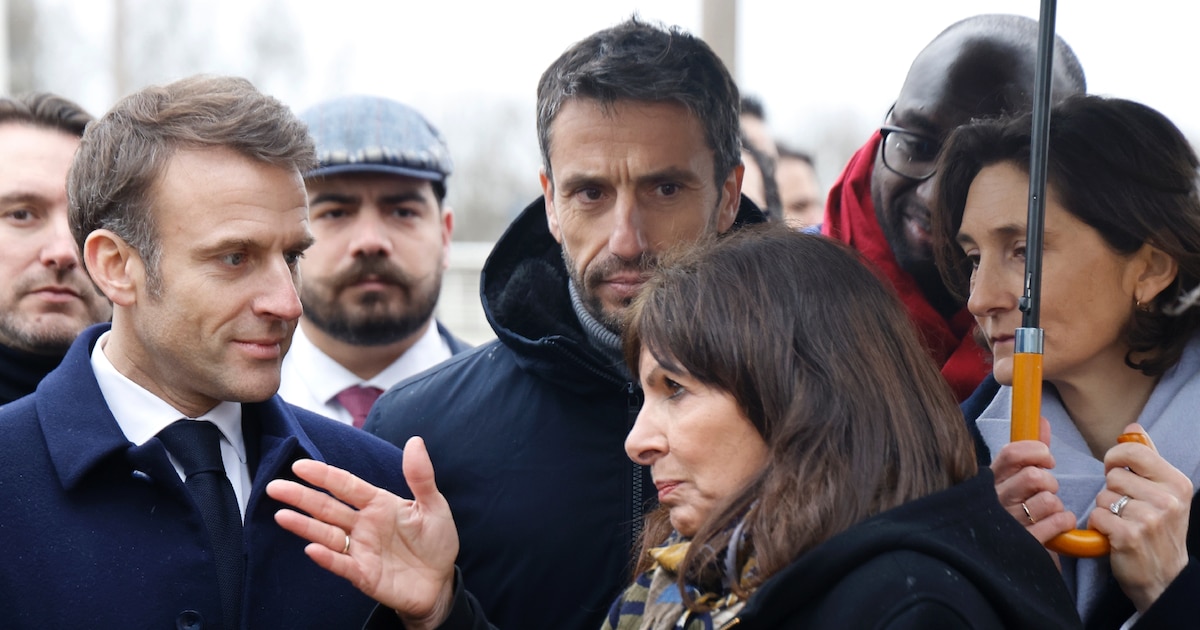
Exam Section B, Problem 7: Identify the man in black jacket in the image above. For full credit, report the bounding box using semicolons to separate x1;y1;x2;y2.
0;93;111;405
365;17;762;630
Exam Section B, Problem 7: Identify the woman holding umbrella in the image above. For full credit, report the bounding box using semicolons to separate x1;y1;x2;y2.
935;94;1200;628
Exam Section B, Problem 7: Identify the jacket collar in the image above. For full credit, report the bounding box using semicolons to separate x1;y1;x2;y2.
38;324;322;491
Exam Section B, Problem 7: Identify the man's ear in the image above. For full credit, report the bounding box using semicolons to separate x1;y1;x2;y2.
84;229;143;307
439;204;455;271
716;163;745;233
540;168;563;244
1133;243;1178;306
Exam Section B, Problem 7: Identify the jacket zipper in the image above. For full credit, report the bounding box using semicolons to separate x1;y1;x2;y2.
627;381;645;547
545;341;648;549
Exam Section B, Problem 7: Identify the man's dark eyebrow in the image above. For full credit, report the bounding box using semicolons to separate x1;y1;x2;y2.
0;192;49;206
635;167;703;186
892;111;940;138
554;173;605;194
196;234;316;256
309;192;359;205
195;238;258;257
379;192;430;205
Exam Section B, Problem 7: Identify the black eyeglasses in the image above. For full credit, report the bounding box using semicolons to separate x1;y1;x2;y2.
879;125;940;181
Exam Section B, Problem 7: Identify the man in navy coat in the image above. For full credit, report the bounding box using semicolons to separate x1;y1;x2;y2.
0;75;410;628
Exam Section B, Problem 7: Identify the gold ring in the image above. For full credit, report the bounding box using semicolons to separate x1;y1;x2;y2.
341;533;351;554
1021;502;1036;524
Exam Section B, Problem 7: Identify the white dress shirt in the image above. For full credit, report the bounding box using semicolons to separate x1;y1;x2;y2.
277;322;452;425
90;331;250;520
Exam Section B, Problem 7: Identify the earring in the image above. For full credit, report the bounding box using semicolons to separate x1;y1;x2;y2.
1135;296;1152;313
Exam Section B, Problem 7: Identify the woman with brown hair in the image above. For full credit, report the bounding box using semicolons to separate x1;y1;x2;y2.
935;95;1200;628
267;224;1078;629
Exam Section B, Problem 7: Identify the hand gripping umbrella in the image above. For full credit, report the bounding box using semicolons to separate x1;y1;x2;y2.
1009;0;1149;558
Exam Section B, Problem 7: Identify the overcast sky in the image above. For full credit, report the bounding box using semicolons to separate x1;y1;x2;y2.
277;0;1198;136
30;0;1200;190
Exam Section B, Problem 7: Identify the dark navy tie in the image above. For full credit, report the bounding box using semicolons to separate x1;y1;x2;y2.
158;419;244;629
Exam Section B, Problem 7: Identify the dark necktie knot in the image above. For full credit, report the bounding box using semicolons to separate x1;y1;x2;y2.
158;419;227;477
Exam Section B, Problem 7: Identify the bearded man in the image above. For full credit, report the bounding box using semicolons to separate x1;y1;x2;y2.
278;96;469;427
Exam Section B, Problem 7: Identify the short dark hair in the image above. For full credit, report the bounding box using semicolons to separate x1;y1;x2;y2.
776;143;814;167
741;134;781;220
0;92;91;137
626;224;976;608
933;95;1200;376
69;75;316;294
536;17;741;191
739;95;766;121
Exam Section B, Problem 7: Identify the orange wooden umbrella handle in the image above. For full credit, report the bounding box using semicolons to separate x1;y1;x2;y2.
1044;433;1149;557
1012;345;1150;557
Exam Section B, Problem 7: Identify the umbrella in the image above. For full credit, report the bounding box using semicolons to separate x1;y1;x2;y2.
1008;0;1148;558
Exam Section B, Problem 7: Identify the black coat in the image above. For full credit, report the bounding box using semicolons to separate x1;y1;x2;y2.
364;196;764;630
731;469;1079;629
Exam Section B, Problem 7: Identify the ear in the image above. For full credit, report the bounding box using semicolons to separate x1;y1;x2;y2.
1131;243;1178;305
84;229;143;307
716;163;744;233
439;205;455;271
540;168;563;244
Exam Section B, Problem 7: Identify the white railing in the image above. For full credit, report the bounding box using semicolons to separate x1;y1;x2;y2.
436;242;496;346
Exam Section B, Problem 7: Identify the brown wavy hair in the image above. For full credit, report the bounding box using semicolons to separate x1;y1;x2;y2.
68;75;316;295
0;92;91;136
932;95;1200;376
624;223;977;607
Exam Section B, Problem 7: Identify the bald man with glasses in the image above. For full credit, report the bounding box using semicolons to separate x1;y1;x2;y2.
821;14;1086;401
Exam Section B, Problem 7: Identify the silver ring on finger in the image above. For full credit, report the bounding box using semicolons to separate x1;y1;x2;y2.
1109;495;1131;518
1021;502;1036;524
341;533;351;554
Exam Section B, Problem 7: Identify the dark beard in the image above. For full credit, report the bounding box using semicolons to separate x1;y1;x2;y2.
561;249;656;335
302;291;439;346
301;257;442;346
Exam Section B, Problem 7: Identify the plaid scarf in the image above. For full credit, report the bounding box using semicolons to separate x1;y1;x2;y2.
603;530;757;630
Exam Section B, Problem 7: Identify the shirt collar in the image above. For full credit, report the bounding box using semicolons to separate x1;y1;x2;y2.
289;322;451;405
90;331;246;464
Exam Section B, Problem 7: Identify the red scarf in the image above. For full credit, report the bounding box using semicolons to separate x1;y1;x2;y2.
822;132;990;402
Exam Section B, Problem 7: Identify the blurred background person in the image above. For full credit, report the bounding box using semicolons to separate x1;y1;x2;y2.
775;143;823;230
739;137;780;221
738;95;776;158
0;93;111;406
269;225;1080;629
739;95;781;220
936;95;1200;628
278;96;469;428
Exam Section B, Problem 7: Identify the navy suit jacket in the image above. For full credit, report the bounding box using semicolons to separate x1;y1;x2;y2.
0;324;409;629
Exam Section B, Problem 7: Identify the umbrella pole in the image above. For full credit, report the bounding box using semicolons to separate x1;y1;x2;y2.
1010;0;1115;557
1010;0;1055;444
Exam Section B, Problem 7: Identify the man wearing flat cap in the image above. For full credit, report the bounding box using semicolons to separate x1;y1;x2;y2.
279;96;469;428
